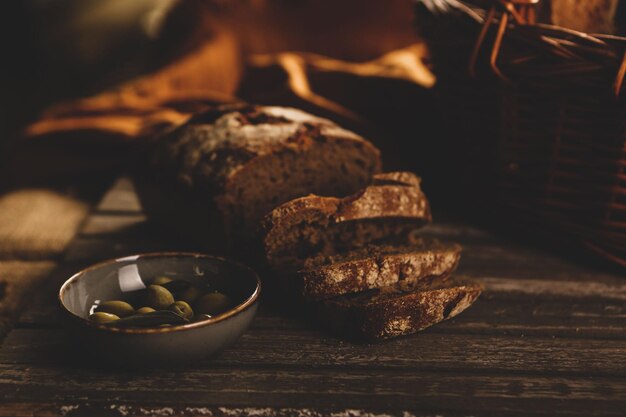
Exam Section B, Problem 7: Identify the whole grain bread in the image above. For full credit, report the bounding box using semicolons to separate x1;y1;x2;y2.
135;104;381;251
262;171;432;268
318;277;482;341
296;239;461;300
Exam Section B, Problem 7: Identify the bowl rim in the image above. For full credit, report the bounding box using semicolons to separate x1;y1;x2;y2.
58;252;261;334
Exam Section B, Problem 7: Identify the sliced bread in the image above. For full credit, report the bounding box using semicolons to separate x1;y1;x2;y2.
295;239;461;300
318;277;482;341
262;171;432;268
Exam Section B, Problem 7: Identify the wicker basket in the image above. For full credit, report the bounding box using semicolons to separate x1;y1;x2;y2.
415;0;626;266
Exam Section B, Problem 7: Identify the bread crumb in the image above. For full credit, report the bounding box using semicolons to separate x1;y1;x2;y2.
383;316;412;336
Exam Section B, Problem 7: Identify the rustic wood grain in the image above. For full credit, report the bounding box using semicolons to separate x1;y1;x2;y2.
0;403;491;417
0;364;624;415
2;328;625;377
0;404;464;417
0;403;614;417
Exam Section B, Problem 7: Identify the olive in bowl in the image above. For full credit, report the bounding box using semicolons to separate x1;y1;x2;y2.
59;253;261;366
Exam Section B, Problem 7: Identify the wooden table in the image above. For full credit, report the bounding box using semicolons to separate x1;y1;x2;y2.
1;178;625;416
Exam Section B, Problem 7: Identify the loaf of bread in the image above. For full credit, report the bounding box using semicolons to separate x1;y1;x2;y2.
295;239;461;300
135;104;382;251
318;277;482;341
262;172;432;269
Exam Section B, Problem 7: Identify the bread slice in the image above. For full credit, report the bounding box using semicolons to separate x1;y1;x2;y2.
136;104;381;251
262;172;432;268
295;239;461;300
318;277;482;341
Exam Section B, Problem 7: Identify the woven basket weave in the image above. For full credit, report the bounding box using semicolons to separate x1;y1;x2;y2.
415;0;626;266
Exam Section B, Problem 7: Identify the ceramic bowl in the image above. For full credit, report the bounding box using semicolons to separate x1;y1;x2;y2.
59;252;261;366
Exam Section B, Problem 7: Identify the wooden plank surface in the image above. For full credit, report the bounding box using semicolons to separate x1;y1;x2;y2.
3;327;626;375
0;366;624;415
0;178;624;417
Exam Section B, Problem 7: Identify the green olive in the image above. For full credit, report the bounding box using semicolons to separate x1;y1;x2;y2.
136;307;156;314
89;312;120;323
95;301;135;318
168;301;194;320
177;285;202;305
152;276;173;286
145;285;175;310
195;292;231;315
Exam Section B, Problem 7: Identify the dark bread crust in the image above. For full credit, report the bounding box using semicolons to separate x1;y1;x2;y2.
370;171;423;187
155;104;379;192
262;172;432;267
319;277;482;341
166;105;382;238
136;104;381;251
334;177;430;222
298;240;462;300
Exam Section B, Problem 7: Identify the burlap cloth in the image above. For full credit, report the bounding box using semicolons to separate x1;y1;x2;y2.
0;0;435;338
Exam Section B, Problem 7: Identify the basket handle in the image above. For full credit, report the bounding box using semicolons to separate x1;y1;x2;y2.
469;0;539;79
469;0;626;96
614;51;626;97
